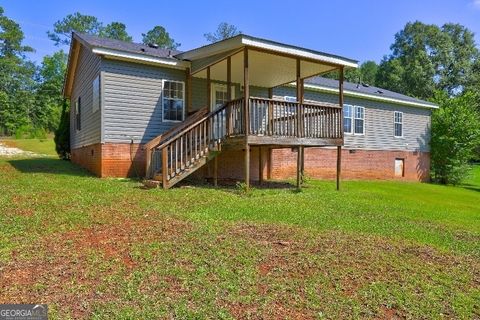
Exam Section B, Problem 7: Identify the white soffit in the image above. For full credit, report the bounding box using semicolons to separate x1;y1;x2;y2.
193;50;336;88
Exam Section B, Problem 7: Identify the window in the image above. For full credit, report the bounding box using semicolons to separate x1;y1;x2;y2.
343;104;353;133
394;111;403;137
92;75;100;113
162;80;185;122
354;106;365;135
75;97;81;131
344;105;364;135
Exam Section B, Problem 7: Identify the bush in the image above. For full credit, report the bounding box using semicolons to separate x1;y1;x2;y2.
14;124;33;139
54;99;70;160
431;91;480;184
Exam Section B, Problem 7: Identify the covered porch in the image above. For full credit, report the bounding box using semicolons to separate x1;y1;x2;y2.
146;35;358;189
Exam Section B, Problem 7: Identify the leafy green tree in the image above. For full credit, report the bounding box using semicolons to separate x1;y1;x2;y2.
100;22;132;42
0;6;36;135
322;60;378;86
376;21;479;99
47;12;102;46
430;91;480;184
142;26;179;49
204;22;241;43
54;99;70;160
34;50;68;131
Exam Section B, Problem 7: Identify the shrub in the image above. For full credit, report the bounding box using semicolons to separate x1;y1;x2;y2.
54;99;70;160
14;124;33;139
431;91;480;184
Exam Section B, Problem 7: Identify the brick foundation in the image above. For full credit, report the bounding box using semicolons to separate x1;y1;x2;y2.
71;143;430;182
270;148;430;182
71;143;146;178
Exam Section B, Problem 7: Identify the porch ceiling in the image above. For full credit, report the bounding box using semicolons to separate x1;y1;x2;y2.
193;49;338;88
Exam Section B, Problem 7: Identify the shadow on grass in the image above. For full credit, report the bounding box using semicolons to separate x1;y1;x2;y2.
459;183;480;193
8;157;93;177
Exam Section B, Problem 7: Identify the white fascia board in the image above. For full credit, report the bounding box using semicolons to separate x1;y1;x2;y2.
92;47;190;69
301;83;439;109
241;38;358;69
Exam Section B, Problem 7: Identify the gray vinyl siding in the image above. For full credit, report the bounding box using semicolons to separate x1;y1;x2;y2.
101;59;186;144
70;45;102;148
274;86;431;152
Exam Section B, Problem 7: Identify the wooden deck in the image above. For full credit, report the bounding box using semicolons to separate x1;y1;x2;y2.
145;97;343;189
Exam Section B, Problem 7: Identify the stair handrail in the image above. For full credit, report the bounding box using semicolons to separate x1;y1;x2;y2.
144;107;209;151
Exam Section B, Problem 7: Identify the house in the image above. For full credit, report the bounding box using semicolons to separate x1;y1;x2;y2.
63;32;437;189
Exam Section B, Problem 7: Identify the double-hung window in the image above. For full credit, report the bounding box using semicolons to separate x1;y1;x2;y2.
344;105;364;135
343;104;353;134
394;111;403;137
354;106;365;135
162;80;185;122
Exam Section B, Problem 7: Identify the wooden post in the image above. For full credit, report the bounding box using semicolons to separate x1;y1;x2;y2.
296;59;305;185
244;47;250;189
259;147;263;185
207;66;211;111
336;146;341;191
226;56;232;135
268;88;273;99
145;148;152;179
162;147;168;190
296;58;301;138
213;156;218;187
296;147;301;189
337;67;344;191
267;148;272;180
186;67;192;115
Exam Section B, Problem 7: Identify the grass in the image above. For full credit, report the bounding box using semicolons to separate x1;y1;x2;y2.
0;137;57;156
0;155;479;319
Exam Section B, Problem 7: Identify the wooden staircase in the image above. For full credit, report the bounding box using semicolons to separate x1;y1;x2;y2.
144;101;237;189
144;97;343;189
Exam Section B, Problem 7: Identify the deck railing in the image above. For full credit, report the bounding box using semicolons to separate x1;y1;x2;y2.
145;97;343;186
246;97;343;139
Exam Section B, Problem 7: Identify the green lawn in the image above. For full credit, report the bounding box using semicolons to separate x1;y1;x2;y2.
0;156;479;319
0;138;57;156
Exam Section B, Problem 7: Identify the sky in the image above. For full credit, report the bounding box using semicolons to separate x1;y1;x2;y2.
2;0;480;64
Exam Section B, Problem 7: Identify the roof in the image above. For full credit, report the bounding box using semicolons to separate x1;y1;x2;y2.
303;77;438;109
175;34;358;69
74;32;181;59
66;33;437;108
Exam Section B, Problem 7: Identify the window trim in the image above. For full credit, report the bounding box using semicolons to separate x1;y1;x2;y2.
343;104;353;135
394;111;403;138
161;79;185;123
354;106;365;136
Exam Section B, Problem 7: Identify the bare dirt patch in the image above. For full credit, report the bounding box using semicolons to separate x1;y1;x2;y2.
225;223;480;319
0;216;191;318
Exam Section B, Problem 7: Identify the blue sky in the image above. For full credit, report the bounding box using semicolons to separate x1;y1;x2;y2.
2;0;480;64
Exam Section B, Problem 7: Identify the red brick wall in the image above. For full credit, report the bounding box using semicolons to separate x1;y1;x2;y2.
71;143;102;176
101;143;145;178
270;148;430;182
71;143;146;178
71;143;430;182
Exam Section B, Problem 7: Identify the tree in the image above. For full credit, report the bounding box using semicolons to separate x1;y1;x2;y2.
376;21;479;100
47;12;102;46
322;60;378;86
430;91;480;184
34;50;68;131
100;22;132;42
142;26;179;49
54;99;70;160
204;22;241;43
0;6;36;135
